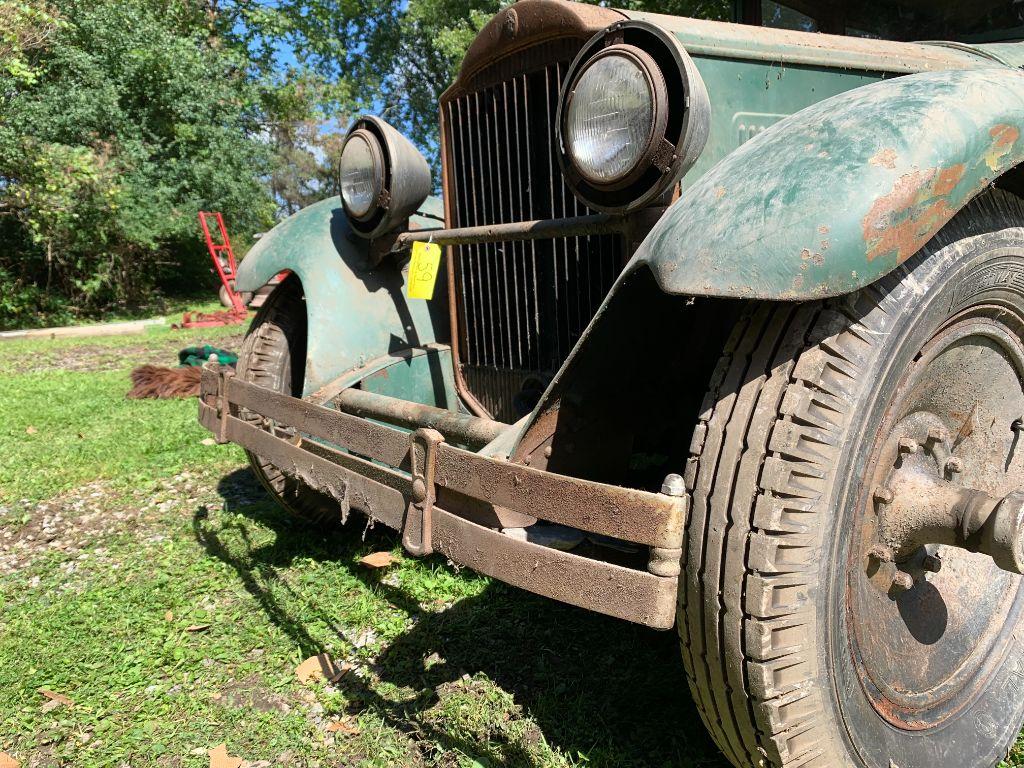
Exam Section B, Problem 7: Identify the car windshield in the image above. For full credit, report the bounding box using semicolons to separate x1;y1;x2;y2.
760;0;1024;42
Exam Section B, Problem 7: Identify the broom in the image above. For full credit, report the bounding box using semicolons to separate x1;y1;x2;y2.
127;346;238;399
127;365;203;399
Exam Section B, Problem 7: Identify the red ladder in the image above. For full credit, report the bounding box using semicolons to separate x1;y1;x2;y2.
198;211;246;315
177;212;250;328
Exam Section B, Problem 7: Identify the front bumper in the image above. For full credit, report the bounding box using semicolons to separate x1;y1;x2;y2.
198;364;687;629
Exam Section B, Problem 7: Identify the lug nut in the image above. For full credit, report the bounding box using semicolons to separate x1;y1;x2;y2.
868;544;894;563
898;437;920;454
891;571;915;593
945;456;964;475
927;426;950;444
873;486;894;504
922;554;943;573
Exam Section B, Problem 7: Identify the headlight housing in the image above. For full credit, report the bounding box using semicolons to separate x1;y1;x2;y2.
557;21;710;213
338;116;432;239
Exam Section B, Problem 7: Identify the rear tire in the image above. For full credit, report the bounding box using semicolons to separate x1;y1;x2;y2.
679;190;1024;767
236;275;340;526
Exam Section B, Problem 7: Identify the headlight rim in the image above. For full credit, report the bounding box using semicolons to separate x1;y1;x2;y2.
555;20;711;214
339;115;432;240
562;44;668;192
339;127;387;222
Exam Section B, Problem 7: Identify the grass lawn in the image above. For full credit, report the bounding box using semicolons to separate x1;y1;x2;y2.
3;324;1024;768
0;323;724;768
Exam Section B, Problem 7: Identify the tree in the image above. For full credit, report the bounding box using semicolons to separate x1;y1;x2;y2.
194;0;732;166
0;0;275;326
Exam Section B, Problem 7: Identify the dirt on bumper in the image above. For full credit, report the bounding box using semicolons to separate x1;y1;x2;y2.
198;363;687;629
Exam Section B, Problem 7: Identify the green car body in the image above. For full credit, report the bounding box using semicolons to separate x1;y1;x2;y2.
236;1;1024;397
203;7;1024;766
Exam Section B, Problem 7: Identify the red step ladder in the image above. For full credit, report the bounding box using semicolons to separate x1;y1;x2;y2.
177;211;249;328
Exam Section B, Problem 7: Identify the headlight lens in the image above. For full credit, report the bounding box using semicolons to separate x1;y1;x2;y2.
565;53;655;185
339;131;383;219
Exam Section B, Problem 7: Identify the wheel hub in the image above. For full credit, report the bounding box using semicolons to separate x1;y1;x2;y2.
848;315;1024;730
866;411;1024;595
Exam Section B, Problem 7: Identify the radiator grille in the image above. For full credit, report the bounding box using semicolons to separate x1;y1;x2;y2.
444;54;625;422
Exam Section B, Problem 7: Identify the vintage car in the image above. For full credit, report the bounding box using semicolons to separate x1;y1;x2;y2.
199;1;1024;765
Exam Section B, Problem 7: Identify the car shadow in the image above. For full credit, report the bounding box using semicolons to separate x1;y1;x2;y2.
196;467;728;768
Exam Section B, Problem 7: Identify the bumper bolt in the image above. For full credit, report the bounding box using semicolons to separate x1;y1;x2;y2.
661;473;686;498
945;456;964;475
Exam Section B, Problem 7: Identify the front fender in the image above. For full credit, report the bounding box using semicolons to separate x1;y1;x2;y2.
236;196;450;395
631;67;1024;300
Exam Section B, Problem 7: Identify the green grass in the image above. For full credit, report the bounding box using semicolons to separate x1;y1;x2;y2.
2;326;1022;768
0;325;722;768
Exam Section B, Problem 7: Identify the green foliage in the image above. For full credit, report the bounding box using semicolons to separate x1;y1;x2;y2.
0;0;61;84
0;0;734;330
0;0;275;329
206;0;732;154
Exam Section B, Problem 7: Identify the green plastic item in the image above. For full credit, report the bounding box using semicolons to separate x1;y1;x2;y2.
178;345;238;367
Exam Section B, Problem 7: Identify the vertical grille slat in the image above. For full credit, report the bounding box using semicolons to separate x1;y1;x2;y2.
444;46;624;422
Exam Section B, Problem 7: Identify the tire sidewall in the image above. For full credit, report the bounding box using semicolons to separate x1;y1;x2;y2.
821;233;1024;767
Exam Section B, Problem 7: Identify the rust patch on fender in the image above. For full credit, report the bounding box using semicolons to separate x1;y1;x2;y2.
986;124;1019;171
870;148;897;169
862;164;966;264
800;248;824;266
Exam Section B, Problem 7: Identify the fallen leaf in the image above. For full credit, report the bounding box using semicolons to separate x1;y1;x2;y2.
325;719;360;735
295;653;351;684
0;751;20;768
201;437;216;446
164;610;174;622
359;551;396;569
207;743;243;768
25;426;37;435
37;688;73;709
185;624;211;632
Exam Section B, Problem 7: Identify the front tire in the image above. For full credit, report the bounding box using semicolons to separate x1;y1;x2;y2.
236;275;340;526
680;190;1024;767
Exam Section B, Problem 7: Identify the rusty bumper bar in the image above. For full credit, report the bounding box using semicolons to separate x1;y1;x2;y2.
198;364;687;629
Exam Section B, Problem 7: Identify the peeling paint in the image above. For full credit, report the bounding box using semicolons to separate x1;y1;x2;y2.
986;124;1020;171
632;68;1024;300
801;248;825;266
870;148;898;169
862;165;964;263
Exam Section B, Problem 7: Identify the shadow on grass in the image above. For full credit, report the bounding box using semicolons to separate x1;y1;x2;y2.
196;467;728;768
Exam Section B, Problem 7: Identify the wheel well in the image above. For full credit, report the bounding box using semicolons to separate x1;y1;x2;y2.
995;161;1024;202
514;267;744;492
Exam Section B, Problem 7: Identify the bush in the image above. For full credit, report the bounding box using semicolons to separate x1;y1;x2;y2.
0;0;275;329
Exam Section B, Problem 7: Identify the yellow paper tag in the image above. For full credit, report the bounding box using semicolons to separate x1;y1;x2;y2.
407;241;442;300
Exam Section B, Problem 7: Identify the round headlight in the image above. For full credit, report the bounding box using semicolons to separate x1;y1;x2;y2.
339;130;384;220
556;22;710;213
338;116;432;240
565;52;656;185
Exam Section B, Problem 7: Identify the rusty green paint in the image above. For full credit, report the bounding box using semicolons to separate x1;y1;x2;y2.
359;346;460;415
235;195;453;397
630;67;1024;300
